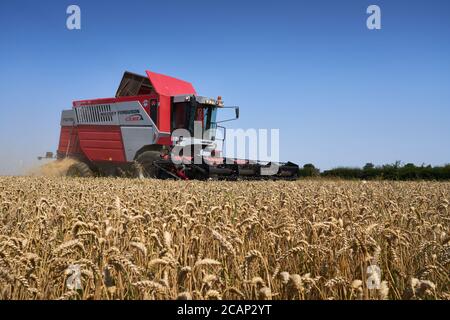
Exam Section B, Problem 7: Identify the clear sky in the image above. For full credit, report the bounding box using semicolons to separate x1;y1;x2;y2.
0;0;449;175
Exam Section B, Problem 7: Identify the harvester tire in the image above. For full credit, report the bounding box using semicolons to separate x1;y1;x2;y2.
134;151;161;178
66;161;94;177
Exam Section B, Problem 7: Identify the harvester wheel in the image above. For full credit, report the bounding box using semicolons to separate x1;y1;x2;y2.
66;161;94;177
134;151;161;178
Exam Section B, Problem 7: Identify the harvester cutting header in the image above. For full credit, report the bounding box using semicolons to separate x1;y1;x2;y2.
50;70;299;180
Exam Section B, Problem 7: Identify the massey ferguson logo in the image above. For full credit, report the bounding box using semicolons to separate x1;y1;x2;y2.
125;114;144;121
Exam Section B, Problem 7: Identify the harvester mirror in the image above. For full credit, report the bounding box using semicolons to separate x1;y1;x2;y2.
216;106;240;124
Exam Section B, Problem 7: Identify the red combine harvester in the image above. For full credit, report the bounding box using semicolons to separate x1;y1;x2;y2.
50;70;299;180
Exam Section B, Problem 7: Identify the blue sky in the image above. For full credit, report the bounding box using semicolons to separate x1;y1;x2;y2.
0;0;449;175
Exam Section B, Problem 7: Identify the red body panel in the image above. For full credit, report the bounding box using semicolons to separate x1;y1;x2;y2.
145;70;196;97
58;126;82;156
157;95;172;135
77;125;126;162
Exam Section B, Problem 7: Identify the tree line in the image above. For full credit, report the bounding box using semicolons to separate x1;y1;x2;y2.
298;162;450;180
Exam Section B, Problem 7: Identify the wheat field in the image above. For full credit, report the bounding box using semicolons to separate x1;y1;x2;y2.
0;176;448;300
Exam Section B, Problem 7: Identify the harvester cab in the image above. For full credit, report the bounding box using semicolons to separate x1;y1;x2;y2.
170;94;238;152
45;70;299;180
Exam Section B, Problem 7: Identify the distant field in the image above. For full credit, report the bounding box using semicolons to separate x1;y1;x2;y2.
0;177;448;300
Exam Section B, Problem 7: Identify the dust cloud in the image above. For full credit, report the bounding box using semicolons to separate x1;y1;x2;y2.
27;158;76;177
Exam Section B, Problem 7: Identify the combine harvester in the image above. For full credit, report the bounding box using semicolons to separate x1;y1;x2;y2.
44;70;298;180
